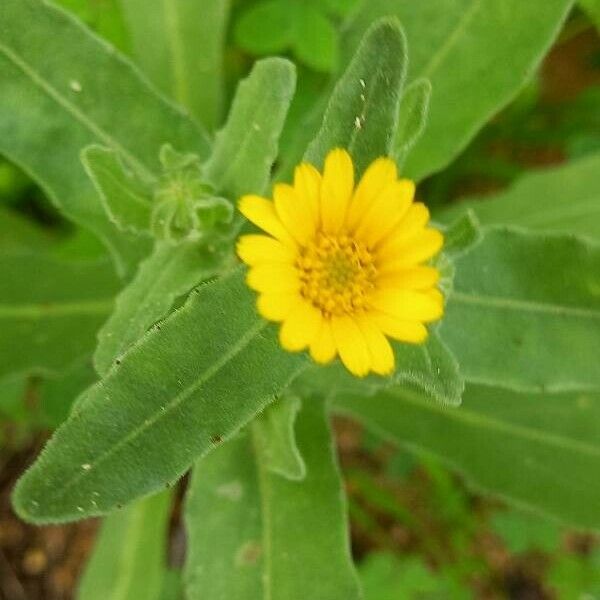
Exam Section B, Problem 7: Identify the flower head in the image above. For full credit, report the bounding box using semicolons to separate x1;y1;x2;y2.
237;148;444;377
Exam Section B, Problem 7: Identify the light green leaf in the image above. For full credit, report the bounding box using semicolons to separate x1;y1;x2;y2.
253;393;305;480
234;1;292;55
335;383;600;530
184;398;362;600
342;0;573;180
204;58;296;209
0;252;120;378
394;78;431;166
77;491;172;600
0;0;209;275
305;18;407;176
82;145;153;236
440;228;600;392
94;241;221;375
119;0;231;130
439;154;600;242
13;269;307;523
439;210;482;260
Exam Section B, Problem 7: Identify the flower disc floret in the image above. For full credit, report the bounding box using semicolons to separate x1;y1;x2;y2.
237;148;444;378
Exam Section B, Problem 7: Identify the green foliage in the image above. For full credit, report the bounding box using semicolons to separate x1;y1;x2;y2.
441;153;600;242
13;269;307;523
441;228;600;392
78;491;172;600
490;510;562;554
342;0;574;180
306;19;407;176
119;0;231;130
0;252;120;378
335;383;600;530
184;398;361;600
0;0;209;275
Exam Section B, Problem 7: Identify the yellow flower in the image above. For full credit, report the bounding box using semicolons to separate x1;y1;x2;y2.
237;148;444;378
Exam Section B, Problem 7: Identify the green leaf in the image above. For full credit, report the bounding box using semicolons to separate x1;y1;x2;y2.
119;0;231;130
0;252;120;378
335;383;600;530
342;0;573;179
394;78;431;167
204;58;296;209
490;510;561;554
78;490;172;600
439;210;482;260
0;206;54;252
440;228;600;392
234;1;292;55
252;393;305;480
579;0;600;29
94;241;221;375
82;145;153;236
305;18;407;176
13;269;307;523
184;398;362;600
439;154;600;242
0;0;209;275
294;6;338;73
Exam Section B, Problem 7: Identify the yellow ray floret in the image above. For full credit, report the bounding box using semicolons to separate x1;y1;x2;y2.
237;148;444;378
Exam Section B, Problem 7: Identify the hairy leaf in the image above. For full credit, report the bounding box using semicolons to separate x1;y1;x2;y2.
335;384;600;530
204;58;296;207
0;0;209;274
119;0;231;129
94;242;221;375
441;228;600;392
78;491;172;600
342;0;573;180
13;269;307;523
184;398;361;600
0;252;120;378
306;18;406;176
253;393;305;480
394;78;431;166
440;154;600;242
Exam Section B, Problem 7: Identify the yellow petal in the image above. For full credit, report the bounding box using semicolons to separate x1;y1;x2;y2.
279;300;322;351
354;179;415;247
257;293;297;322
371;312;428;343
320;148;354;234
246;265;299;293
273;183;316;244
294;162;321;229
379;229;444;269
346;157;397;230
239;195;297;247
331;315;371;377
377;202;430;257
370;289;443;322
356;315;395;376
237;234;296;266
377;266;440;289
309;319;336;364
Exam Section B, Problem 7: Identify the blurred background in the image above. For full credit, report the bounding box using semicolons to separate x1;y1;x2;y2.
1;1;599;598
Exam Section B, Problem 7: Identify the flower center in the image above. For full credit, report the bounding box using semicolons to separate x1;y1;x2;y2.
297;233;377;317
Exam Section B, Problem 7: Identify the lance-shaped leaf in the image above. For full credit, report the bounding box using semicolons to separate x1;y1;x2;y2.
335;384;600;530
119;0;231;130
342;0;573;180
13;269;307;523
0;252;120;378
252;393;305;481
394;78;431;167
440;228;600;392
184;398;362;600
82;145;153;236
94;241;221;375
305;18;407;176
78;491;172;600
439;154;600;242
0;0;209;274
204;58;296;209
